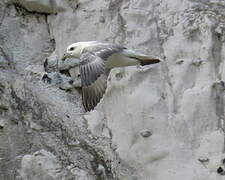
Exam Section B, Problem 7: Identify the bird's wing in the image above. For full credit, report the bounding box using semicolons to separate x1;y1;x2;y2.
92;44;125;60
80;52;106;86
82;43;125;61
80;46;125;111
80;52;109;111
82;73;108;111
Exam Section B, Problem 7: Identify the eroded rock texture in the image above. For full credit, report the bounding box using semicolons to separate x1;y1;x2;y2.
1;0;225;179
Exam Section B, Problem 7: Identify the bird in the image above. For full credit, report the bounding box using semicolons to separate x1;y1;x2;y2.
61;41;162;112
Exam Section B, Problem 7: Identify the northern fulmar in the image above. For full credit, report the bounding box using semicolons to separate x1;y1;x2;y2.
62;41;162;112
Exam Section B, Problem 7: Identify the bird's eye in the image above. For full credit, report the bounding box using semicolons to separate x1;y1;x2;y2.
69;47;74;51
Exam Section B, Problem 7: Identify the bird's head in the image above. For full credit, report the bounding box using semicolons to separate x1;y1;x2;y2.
61;41;96;61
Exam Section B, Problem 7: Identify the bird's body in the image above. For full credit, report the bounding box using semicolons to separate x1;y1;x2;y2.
62;41;161;111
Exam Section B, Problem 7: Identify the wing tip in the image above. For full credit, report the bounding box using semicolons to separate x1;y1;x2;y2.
140;58;162;66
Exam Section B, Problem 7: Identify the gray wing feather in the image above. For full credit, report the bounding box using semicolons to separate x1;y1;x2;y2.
83;43;125;61
95;45;125;60
80;45;124;86
82;73;108;112
80;45;124;111
80;52;106;86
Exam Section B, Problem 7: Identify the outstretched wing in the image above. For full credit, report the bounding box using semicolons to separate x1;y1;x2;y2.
82;73;108;111
80;52;106;86
79;45;126;111
80;52;109;111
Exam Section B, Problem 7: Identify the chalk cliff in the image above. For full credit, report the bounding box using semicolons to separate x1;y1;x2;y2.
1;0;225;179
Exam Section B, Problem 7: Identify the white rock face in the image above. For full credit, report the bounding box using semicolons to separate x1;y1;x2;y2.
1;0;225;179
20;150;62;180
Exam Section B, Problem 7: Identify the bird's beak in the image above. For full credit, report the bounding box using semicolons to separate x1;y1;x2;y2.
61;53;73;61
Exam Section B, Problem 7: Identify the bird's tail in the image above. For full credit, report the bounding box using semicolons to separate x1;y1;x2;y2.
122;49;162;66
